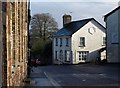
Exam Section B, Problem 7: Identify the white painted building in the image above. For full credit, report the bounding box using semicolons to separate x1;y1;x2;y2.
52;17;106;64
104;6;120;63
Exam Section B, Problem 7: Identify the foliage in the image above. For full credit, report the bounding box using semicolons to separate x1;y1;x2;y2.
30;13;58;64
30;38;52;64
31;38;45;56
30;13;58;41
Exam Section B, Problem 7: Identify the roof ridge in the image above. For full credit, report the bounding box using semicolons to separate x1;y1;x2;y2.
52;18;105;37
104;6;120;20
71;18;94;23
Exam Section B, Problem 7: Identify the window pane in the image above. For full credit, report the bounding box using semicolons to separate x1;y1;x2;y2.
79;51;88;60
103;37;106;45
60;50;63;59
66;38;69;46
65;51;70;61
80;37;85;46
55;51;57;60
60;38;62;46
56;38;58;46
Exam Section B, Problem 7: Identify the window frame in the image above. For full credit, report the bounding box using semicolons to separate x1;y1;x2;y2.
102;37;106;46
60;38;62;47
60;50;63;60
55;38;58;46
79;37;85;47
78;51;89;61
65;50;70;62
66;38;69;47
55;51;58;60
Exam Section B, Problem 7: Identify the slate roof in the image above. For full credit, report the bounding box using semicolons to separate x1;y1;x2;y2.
104;6;120;21
52;18;104;37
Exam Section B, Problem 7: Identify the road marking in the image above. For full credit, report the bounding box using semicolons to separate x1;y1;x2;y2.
82;79;86;82
99;74;105;76
44;72;62;88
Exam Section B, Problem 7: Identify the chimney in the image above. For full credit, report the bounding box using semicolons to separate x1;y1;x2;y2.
63;14;72;27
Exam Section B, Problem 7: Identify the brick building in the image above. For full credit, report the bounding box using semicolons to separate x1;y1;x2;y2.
0;0;30;87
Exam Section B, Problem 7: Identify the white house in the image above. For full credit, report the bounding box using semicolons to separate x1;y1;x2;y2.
104;6;120;63
52;16;106;64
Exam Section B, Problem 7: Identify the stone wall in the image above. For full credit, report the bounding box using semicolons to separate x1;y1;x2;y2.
0;1;3;88
1;0;29;87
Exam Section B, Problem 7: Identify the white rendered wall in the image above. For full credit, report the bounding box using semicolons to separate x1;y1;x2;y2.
52;36;72;64
71;20;106;64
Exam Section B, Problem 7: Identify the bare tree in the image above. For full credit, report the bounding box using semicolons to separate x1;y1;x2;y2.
30;13;58;41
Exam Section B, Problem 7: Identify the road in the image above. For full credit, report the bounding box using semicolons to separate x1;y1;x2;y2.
30;63;120;87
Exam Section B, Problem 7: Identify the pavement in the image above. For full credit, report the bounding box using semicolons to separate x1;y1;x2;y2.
24;67;55;87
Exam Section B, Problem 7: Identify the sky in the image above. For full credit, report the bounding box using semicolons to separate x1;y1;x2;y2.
30;0;119;29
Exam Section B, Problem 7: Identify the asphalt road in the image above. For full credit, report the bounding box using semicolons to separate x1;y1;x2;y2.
31;63;120;87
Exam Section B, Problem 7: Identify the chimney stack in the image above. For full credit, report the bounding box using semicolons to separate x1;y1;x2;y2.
63;14;72;27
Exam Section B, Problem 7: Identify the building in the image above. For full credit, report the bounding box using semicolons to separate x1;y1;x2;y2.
0;1;3;87
0;1;30;87
104;6;120;63
52;15;106;64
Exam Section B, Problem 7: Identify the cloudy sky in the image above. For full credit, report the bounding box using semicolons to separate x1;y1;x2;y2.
30;0;119;29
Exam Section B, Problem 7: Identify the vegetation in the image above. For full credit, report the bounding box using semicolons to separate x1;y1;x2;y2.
30;13;58;41
29;13;58;64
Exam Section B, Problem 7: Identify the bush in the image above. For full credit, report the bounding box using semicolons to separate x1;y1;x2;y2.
31;38;45;57
30;38;52;64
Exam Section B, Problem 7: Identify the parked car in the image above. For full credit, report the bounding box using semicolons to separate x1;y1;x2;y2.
36;59;47;66
30;59;36;66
